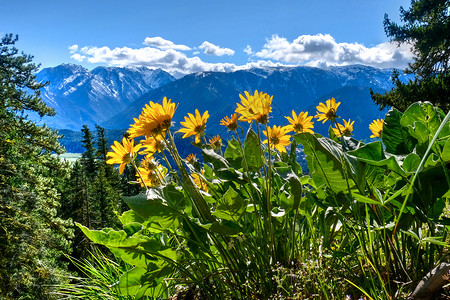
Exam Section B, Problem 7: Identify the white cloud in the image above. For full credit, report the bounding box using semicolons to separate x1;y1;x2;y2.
255;34;414;69
143;36;191;51
70;44;239;78
70;53;86;61
68;44;79;53
69;35;414;77
244;45;253;55
199;41;235;56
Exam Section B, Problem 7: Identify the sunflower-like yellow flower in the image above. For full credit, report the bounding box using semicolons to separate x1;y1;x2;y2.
136;163;167;188
333;119;355;137
192;171;208;193
209;135;222;149
186;153;197;165
235;90;272;124
285;110;314;134
139;135;166;158
262;125;291;153
106;137;142;174
179;109;209;143
128;97;176;138
220;113;239;131
315;98;341;123
369;119;384;138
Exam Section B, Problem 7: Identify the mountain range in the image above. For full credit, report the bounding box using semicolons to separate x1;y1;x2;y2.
34;64;175;130
34;64;412;148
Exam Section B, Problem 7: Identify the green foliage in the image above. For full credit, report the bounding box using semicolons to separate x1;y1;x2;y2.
0;34;73;299
371;0;450;111
78;95;449;299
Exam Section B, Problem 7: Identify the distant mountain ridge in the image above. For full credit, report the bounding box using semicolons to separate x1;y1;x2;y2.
34;64;414;145
35;64;175;130
102;65;411;139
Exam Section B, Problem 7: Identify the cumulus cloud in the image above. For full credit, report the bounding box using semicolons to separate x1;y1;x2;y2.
143;36;191;51
68;44;79;53
244;45;253;55
199;41;235;56
255;34;413;69
69;34;414;77
70;44;240;77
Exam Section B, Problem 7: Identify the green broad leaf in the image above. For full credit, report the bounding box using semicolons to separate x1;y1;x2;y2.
162;184;186;211
76;223;148;248
348;142;407;177
382;108;417;155
213;186;247;221
294;133;350;193
109;247;157;269
118;210;145;226
348;141;385;161
244;128;263;170
402;102;442;139
328;125;340;143
123;222;143;236
118;266;147;296
274;161;290;174
202;145;229;169
407;121;429;144
353;193;381;206
224;138;243;169
203;163;214;179
215;168;246;184
141;264;173;291
123;195;184;232
442;138;450;161
201;221;241;235
403;153;421;173
287;171;302;212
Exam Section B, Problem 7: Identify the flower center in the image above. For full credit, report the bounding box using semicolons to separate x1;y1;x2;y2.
270;136;279;145
325;108;337;121
257;114;268;124
122;152;133;164
194;124;205;133
293;123;304;132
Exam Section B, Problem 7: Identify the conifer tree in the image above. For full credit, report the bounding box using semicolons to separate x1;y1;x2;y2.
81;125;97;178
0;34;72;299
371;0;450;111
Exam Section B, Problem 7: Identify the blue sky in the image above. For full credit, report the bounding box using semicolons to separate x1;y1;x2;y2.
2;0;412;77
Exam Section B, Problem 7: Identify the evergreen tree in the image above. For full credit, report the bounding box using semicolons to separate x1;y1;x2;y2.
371;0;450;111
93;125;122;228
0;34;72;299
81;125;97;178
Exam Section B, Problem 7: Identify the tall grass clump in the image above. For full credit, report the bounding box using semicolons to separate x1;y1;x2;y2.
75;91;450;299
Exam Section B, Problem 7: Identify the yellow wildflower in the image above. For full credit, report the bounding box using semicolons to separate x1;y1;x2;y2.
235;90;272;124
186;153;197;165
285;110;314;134
192;171;208;193
179;109;209;143
315;98;340;123
136;164;166;188
333;119;355;137
128;97;176;138
106;137;141;174
369;119;384;138
262;125;291;153
220;113;239;131
209;135;222;149
139;135;166;158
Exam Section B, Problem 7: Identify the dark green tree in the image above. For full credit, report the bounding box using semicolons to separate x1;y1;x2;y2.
81;125;97;178
0;34;72;299
371;0;450;111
